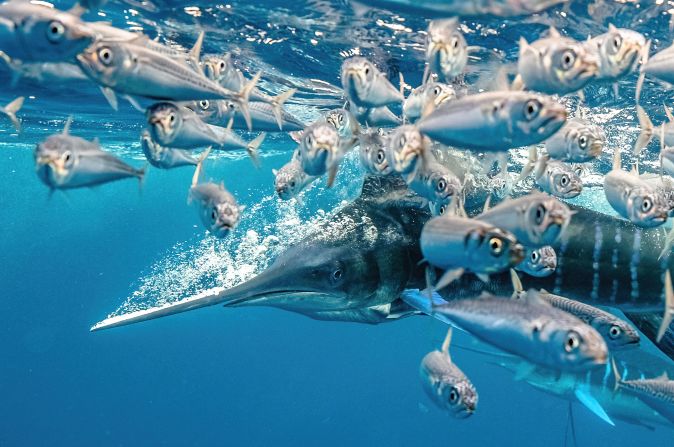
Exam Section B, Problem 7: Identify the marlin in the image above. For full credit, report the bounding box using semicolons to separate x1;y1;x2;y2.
92;176;674;363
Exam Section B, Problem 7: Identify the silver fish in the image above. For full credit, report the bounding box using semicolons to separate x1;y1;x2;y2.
325;108;360;150
273;157;318;201
385;125;431;181
297;122;343;187
604;147;668;228
425;18;468;83
477;193;573;247
431;290;608;372
614;361;674;425
518;27;598;95
341;57;403;108
524;151;583;199
140;130;203;170
358;130;392;176
417;91;566;151
511;270;640;349
403;81;456;123
640;173;674;217
585;25;646;83
146;102;265;166
35;118;144;189
409;158;462;207
349;0;567;17
640;43;674;87
635;105;674;156
545;117;605;162
189;155;242;238
515;246;557;278
351;104;400;127
420;327;477;418
76;40;259;128
0;1;94;63
421;214;524;289
213;99;305;132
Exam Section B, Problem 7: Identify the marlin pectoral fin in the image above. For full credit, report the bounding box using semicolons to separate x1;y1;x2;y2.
574;385;615;426
513;362;536;381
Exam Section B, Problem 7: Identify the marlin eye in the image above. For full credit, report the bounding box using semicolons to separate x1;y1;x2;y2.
46;21;65;42
561;50;576;70
448;388;459;404
489;237;504;255
376;149;385;163
578;135;588;148
560;175;569;187
524;100;541;120
199;100;209;110
609;325;621;339
535;204;546;225
437;178;447;192
565;331;581;352
531;251;539;262
332;268;343;281
642;198;652;212
98;47;113;65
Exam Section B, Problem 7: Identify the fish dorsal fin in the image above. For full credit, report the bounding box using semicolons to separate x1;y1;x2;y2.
665;105;674;122
483;194;492;213
63;116;73;135
656;269;674;343
189;31;205;64
271;168;278;176
441;327;453;360
67;4;86;17
510;269;523;297
519;37;538;57
657;371;670;381
548;27;561;38
608;23;618;33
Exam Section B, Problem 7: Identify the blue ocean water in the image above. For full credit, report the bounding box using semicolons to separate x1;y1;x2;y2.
1;1;674;446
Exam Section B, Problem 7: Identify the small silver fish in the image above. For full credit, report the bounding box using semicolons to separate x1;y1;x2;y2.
421;214;524;289
585;25;646;83
385;125;431;181
0;1;94;63
35;118;144;189
297;122;343;187
518;27;598;95
431;290;608;372
146;103;264;166
419;327;477;418
213;99;305;132
477;193;573;247
545;117;605;162
273;157;318;201
604;147;668;228
417;91;566;151
189;154;242;238
409;159;462;207
77;40;259;127
140;130;203;170
613;361;674;425
522;150;582;199
425;18;468;83
515;246;557;278
511;270;640;349
640;43;674;87
640;174;674;217
341;57;403;109
403;81;456;123
325;108;360;150
358;130;392;176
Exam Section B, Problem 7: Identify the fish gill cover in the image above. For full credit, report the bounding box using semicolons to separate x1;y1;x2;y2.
3;0;674;445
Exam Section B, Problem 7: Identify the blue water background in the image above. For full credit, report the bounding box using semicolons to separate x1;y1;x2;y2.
1;0;674;445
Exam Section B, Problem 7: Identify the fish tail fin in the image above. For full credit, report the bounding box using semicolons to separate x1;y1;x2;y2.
574;383;615;426
1;95;23;133
635;105;654;155
270;88;296;130
190;146;211;195
657;270;674;343
635;39;651;104
235;71;262;131
246;133;265;168
517;146;537;184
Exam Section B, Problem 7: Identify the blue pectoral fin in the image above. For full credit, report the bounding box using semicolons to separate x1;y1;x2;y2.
574;386;615;427
400;288;450;321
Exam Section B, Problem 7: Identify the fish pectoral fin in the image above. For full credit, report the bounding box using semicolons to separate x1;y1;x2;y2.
513;362;536;381
435;268;465;292
574;386;615;426
99;87;119;112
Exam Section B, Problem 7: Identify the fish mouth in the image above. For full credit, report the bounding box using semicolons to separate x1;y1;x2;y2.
589;140;603;157
537;111;566;135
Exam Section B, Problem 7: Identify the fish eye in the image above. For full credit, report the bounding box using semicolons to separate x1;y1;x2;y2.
219;61;225;70
399;135;406;148
305;134;313;147
439;205;446;215
433;86;440;96
609;325;622;339
448;387;460;404
62;151;72;163
531;251;539;262
228;102;235;110
332;267;343;281
451;37;459;49
489;237;504;255
98;47;113;65
376;149;385;163
560;175;569;187
169;113;176;123
535;204;546;225
46;20;65;42
611;35;622;53
641;198;652;212
210;208;218;222
524;100;541;120
565;331;581;352
289;180;296;188
578;135;588;148
574;166;584;176
364;66;370;75
437;178;447;192
561;50;576;70
199;100;210;110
